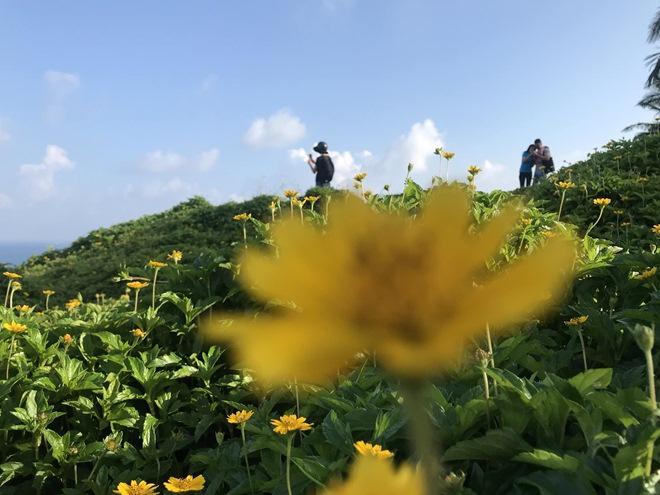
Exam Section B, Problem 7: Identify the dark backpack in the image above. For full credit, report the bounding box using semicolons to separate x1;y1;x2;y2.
327;156;335;181
543;156;555;173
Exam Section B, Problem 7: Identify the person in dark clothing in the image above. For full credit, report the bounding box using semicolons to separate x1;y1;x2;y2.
307;141;335;187
519;144;536;188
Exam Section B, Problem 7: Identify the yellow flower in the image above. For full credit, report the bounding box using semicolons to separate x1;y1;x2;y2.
113;480;159;495
652;224;660;235
354;172;367;182
202;184;576;384
433;147;443;155
354;440;394;459
593;198;611;207
283;189;298;199
2;272;22;280
163;475;205;493
15;305;31;313
520;218;532;227
233;213;252;222
441;151;455;160
132;328;146;339
62;333;74;345
557;181;575;190
291;197;305;208
321;457;424;495
305;195;320;205
227;410;254;425
43;289;55;296
127;281;149;290
542;230;557;239
147;260;167;269
3;322;27;334
269;201;277;211
167;250;183;264
65;299;81;310
634;267;657;281
565;316;588;326
467;165;481;175
271;414;313;435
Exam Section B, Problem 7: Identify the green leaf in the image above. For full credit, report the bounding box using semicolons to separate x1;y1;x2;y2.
568;368;613;396
142;413;159;448
443;428;531;461
515;470;596;495
291;457;329;487
321;411;353;454
513;449;581;472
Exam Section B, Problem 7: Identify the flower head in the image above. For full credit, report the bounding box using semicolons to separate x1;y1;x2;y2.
305;195;320;205
132;328;146;339
65;299;81;310
227;410;254;425
593;198;611;207
354;172;367;182
634;267;657;281
283;189;298;199
163;475;205;493
147;260;167;269
565;315;588;326
167;250;183;264
127;281;149;290
43;289;55;296
652;224;660;235
467;165;481;176
3;272;22;280
269;201;277;211
202;184;576;384
441;150;455;160
113;480;158;495
15;305;31;313
321;457;424;495
354;440;394;459
557;181;575;190
3;322;27;334
62;334;74;345
271;414;313;435
233;213;252;222
291;197;305;208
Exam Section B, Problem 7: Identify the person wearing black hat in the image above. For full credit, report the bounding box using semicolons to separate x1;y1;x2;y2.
307;141;335;187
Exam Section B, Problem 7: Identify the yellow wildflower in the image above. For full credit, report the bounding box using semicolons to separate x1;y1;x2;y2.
354;440;394;459
167;250;183;264
652;224;660;235
441;151;455;160
15;305;31;313
467;165;481;175
227;410;254;425
147;260;167;269
321;456;424;495
271;414;313;435
520;218;532;227
565;316;588;326
542;231;557;239
62;334;74;345
2;272;21;280
269;201;277;211
43;289;55;296
593;198;611;207
634;267;657;281
65;299;81;310
354;172;367;182
283;189;298;199
132;328;146;339
233;213;252;222
557;181;575;190
291;197;305;208
113;480;158;495
305;195;320;205
163;475;205;493
202;184;576;384
3;322;27;334
127;281;149;290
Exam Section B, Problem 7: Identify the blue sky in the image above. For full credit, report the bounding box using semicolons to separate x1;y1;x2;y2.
0;0;656;243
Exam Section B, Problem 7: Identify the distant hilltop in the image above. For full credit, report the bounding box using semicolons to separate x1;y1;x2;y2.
0;241;67;266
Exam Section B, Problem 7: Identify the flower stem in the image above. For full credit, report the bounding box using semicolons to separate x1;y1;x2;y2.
577;329;588;371
485;324;497;395
645;348;657;477
400;381;440;495
5;334;15;379
481;365;491;428
151;268;160;311
285;435;294;495
45;294;50;311
585;206;605;238
557;190;567;220
242;224;248;249
134;289;140;313
3;283;10;308
240;424;254;494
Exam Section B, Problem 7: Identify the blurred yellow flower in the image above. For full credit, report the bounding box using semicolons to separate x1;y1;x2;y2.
167;250;183;264
321;457;424;495
467;165;481;175
557;181;575;190
233;213;252;222
652;224;660;235
3;322;27;334
132;328;146;339
520;218;532;227
147;260;167;269
269;201;277;210
15;305;31;313
2;272;22;280
227;410;254;425
441;151;455;160
565;316;588;326
43;289;55;296
163;475;205;493
634;267;657;281
65;299;81;310
113;480;158;495
291;197;304;208
593;198;611;206
305;195;320;205
127;281;149;290
354;440;394;459
62;333;74;345
271;414;313;435
354;172;367;182
203;184;576;385
283;189;298;199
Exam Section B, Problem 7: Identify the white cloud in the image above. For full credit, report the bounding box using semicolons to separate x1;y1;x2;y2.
200;74;219;92
0;122;10;143
245;109;306;148
141;148;219;173
476;160;508;191
19;145;74;200
360;150;373;159
44;70;80;121
0;193;11;208
142;178;193;198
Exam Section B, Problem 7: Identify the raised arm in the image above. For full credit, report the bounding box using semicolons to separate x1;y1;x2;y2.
307;155;317;173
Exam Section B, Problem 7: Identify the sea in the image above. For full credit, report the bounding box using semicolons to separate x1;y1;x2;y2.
0;242;67;266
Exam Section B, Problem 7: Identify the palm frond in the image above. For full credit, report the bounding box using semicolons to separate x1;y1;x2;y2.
649;8;660;42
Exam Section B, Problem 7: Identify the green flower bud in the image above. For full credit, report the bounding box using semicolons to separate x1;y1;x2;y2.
633;324;655;353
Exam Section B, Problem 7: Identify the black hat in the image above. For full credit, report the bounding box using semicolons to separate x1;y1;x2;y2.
313;141;328;154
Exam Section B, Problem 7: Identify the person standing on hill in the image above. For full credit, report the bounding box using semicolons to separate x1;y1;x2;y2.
519;144;536;188
307;141;335;188
533;138;554;184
